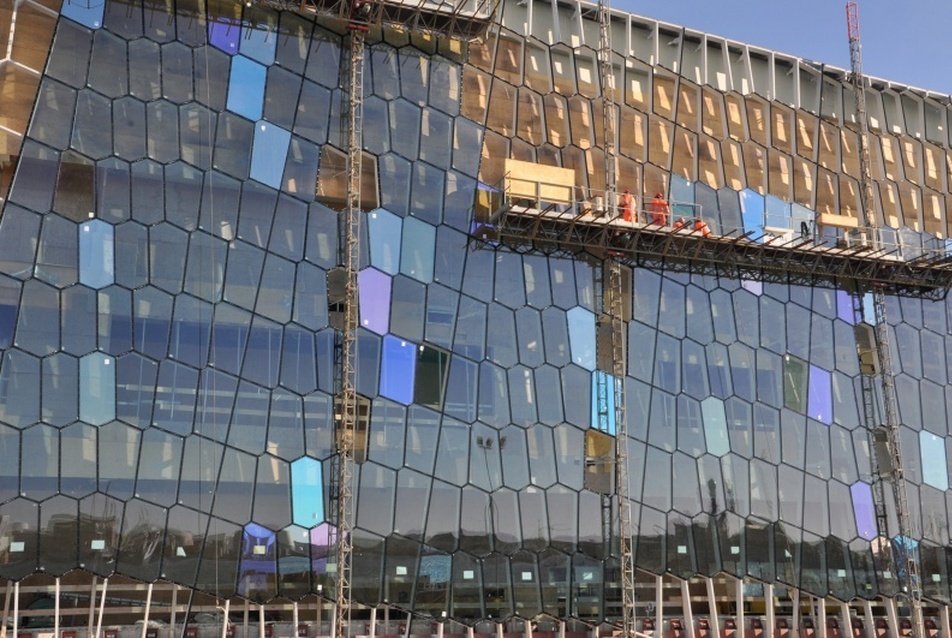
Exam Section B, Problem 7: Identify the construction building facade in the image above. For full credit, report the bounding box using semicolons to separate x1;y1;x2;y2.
3;0;952;637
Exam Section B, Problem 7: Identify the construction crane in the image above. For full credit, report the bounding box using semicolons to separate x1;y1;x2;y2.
846;4;923;637
591;0;636;634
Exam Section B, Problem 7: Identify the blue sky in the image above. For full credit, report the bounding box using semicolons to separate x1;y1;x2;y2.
620;1;952;95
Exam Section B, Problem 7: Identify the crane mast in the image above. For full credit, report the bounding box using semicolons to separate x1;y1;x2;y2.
847;4;922;636
593;0;635;634
330;4;368;638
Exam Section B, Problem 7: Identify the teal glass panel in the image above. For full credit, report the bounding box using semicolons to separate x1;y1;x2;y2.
79;220;114;289
701;397;730;456
226;55;266;121
250;121;291;189
79;352;115;425
380;335;417;405
400;217;436;283
566;306;596;371
740;189;764;237
590;371;616;435
920;431;948;490
368;209;403;275
291;456;324;528
62;0;105;29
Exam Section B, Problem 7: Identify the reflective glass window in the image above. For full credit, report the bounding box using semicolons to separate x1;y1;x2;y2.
479;361;511;428
280;325;317;394
165;162;203;231
255;253;295;324
41;354;78;426
193;367;236;443
415;345;449;410
444;355;478;423
135;428;182;507
36;214;78;286
29;79;76;151
740;189;765;237
380;335;417;405
115;353;157;428
146;100;179;164
406;406;440;475
214;111;254;180
184;230;227;303
250;121;291;189
292;262;328;330
149;223;187;294
367;209;402;275
224;240;265;311
920;430;948;490
566;306;596;371
16;279;59;356
807;364;832;424
79;220;114;289
702;397;730;456
179;103;215;170
293;80;331;144
170;295;211;368
390;275;426;343
400;217;436;283
227;55;267;121
208;14;241;53
152;360;198;436
61;288;98;359
79;352;115;425
130;160;165;225
62;424;97;497
378;153;411;217
213;445;256;523
243;316;282;388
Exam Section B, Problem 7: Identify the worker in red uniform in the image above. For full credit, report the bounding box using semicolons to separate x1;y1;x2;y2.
672;216;687;230
649;192;669;226
693;217;712;237
619;189;635;222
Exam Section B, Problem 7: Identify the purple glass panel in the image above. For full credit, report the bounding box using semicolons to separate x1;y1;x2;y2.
836;289;854;324
380;335;417;405
358;269;391;335
209;17;241;54
850;482;878;541
807;364;832;424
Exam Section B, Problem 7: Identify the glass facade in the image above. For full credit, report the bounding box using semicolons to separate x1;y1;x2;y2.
2;0;952;633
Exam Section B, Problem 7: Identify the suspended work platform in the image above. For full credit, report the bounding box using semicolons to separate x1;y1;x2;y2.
471;161;952;300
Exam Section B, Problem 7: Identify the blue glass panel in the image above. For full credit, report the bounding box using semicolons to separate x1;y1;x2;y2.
400;217;436;283
739;189;765;236
358;268;391;335
920;431;948;490
250;121;291;189
701;397;730;456
368;208;403;275
291;457;324;527
566;306;596;371
227;56;266;121
590;371;616;435
153;360;198;435
380;335;417;405
239;20;276;65
836;290;855;324
62;0;105;29
209;17;240;54
850;482;878;541
695;182;720;232
79;352;115;425
807;365;832;424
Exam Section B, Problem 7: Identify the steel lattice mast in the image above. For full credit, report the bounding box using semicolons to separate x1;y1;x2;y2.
847;5;923;637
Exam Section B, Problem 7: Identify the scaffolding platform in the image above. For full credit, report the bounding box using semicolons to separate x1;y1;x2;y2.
471;192;952;301
254;0;498;40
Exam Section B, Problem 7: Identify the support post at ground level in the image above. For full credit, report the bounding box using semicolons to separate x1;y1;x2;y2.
95;578;109;638
862;601;875;638
142;582;154;638
655;575;663;638
681;579;694;638
764;584;774;638
222;600;231;638
54;577;60;638
940;604;950;638
704;578;720;638
817;598;827;638
734;578;744;638
885;598;898;638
